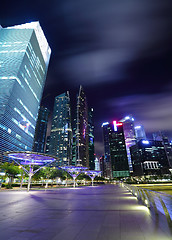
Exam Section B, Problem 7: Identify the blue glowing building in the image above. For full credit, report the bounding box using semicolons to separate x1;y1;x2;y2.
48;92;72;166
135;125;147;141
0;22;51;161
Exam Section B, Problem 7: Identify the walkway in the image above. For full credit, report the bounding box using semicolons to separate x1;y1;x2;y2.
0;184;171;240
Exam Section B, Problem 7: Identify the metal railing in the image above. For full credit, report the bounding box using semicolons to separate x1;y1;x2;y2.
122;183;172;232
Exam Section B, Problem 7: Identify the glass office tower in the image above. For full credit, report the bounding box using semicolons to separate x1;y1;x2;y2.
48;92;72;166
102;121;129;178
75;86;89;167
120;115;137;172
0;22;51;161
135;125;147;141
88;108;95;170
32;106;50;153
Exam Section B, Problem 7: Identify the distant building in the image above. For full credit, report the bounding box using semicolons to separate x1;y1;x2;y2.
0;22;51;161
130;140;171;176
32;106;50;153
135;125;147;141
120;115;136;172
102;121;130;178
94;157;100;171
99;155;105;177
153;132;172;168
102;122;111;178
88;108;95;170
48;92;72;166
75;86;89;167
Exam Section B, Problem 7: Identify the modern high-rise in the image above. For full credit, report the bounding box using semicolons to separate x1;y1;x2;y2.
48;92;72;166
32;106;50;153
0;22;51;161
135;125;146;141
88;108;95;170
130;140;171;176
120;115;136;172
102;122;111;178
102;121;130;178
75;86;89;167
153;132;172;168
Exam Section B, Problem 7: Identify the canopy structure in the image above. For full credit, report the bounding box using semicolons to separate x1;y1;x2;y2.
84;170;101;186
4;151;57;191
61;166;88;188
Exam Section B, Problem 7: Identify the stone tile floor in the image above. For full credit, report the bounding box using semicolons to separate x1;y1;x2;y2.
0;184;171;240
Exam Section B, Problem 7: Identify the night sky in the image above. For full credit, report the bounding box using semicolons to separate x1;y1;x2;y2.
1;0;172;156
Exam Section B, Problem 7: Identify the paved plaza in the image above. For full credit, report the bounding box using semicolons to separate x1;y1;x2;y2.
0;184;171;240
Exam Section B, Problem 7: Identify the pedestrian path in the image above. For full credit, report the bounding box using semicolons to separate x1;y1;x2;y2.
0;184;171;240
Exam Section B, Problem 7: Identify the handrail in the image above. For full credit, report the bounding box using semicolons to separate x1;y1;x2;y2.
121;183;172;233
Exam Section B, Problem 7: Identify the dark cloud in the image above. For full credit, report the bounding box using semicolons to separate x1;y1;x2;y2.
107;89;172;137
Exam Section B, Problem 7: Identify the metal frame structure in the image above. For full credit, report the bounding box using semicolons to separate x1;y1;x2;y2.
4;151;57;191
61;166;88;188
84;170;101;186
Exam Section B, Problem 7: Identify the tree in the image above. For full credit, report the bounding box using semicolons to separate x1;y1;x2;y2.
1;162;21;187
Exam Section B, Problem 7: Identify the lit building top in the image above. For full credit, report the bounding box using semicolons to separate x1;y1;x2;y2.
6;22;51;67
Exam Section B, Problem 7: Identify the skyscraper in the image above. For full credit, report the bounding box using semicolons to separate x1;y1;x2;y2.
102;121;129;178
0;22;51;161
120;115;136;172
130;139;171;176
48;92;72;166
102;122;111;178
75;86;89;167
135;125;147;141
32;106;50;153
88;108;95;170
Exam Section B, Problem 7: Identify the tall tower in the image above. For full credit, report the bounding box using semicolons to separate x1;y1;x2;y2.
102;121;129;178
88;108;95;170
32;106;50;153
120;115;136;172
135;125;146;141
48;92;72;166
75;86;89;167
0;22;51;161
102;122;111;178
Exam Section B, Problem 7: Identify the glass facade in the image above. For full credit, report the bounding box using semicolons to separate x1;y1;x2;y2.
75;86;89;167
32;106;50;153
120;115;137;172
130;140;171;176
0;22;51;161
135;125;147;141
102;122;130;178
88;108;95;170
48;92;72;166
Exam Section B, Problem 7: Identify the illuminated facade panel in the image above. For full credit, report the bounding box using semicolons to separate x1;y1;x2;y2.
0;22;51;161
48;92;72;166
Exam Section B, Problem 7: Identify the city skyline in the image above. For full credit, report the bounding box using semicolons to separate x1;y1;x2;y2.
0;1;172;156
